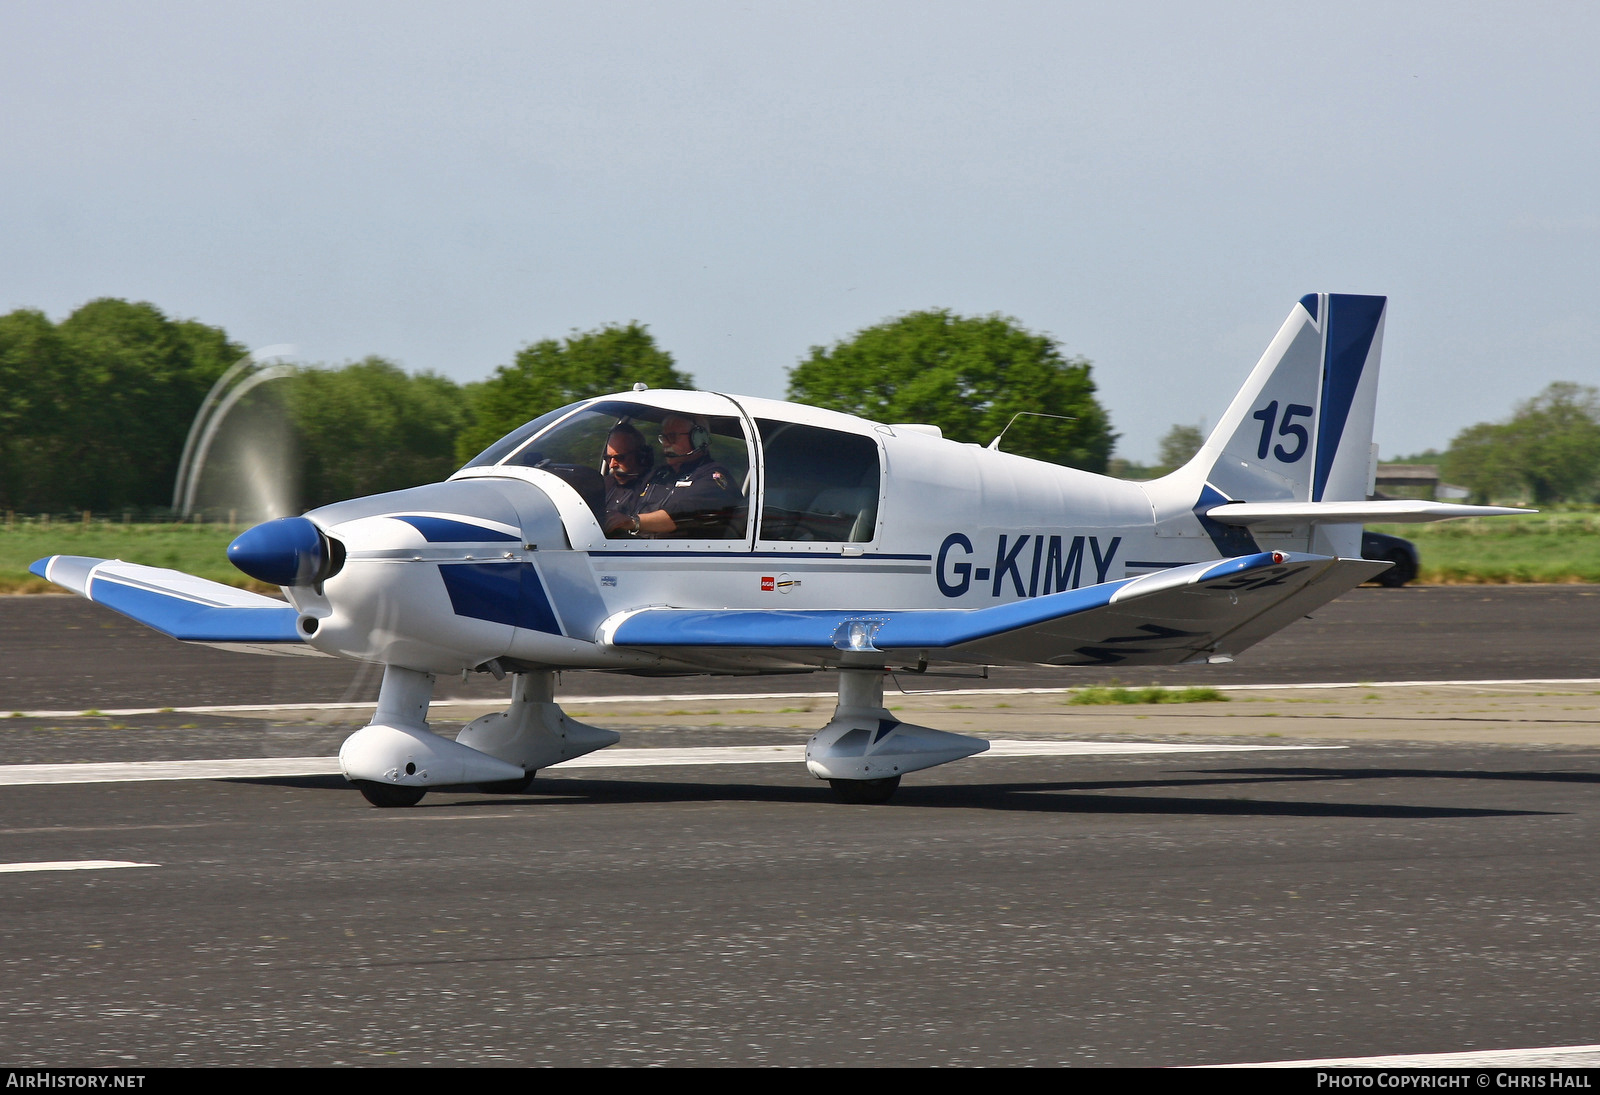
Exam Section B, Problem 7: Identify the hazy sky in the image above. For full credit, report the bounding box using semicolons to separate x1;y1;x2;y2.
3;1;1596;462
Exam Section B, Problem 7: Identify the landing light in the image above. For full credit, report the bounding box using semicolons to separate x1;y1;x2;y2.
833;618;885;652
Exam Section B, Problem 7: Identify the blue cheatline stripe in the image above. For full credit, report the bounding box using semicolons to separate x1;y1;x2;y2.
87;581;302;643
437;562;563;635
393;515;519;543
585;550;933;561
1313;294;1386;501
1193;484;1260;556
1298;293;1320;323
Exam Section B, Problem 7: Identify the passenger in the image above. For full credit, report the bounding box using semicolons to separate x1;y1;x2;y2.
602;424;653;537
604;413;738;538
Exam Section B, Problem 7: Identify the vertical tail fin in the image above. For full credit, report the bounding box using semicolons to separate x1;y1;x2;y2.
1189;293;1387;505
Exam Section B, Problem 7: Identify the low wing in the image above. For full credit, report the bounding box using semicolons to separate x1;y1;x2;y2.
1205;500;1530;525
30;555;323;657
602;551;1387;669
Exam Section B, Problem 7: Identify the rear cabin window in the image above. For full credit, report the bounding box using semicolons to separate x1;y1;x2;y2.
756;420;880;543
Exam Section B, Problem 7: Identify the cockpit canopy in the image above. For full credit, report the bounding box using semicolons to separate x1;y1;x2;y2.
459;395;881;543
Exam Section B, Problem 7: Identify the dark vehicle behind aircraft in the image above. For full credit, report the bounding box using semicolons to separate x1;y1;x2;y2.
1362;530;1419;586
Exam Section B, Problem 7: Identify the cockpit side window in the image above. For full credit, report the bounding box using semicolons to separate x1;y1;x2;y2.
756;420;880;543
486;400;750;538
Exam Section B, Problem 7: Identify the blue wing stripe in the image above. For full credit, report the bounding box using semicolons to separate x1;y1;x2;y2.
612;580;1131;649
1196;551;1284;582
88;580;303;643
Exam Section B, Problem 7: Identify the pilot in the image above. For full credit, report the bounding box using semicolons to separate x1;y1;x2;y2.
604;413;738;538
602;424;653;535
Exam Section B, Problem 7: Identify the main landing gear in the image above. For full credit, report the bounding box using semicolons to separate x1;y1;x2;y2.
338;664;990;807
338;666;617;807
807;669;989;805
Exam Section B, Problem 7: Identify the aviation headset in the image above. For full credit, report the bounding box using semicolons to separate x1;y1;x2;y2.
604;422;654;475
660;416;712;458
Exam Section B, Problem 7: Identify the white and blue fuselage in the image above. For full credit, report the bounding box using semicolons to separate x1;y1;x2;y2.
283;395;1173;677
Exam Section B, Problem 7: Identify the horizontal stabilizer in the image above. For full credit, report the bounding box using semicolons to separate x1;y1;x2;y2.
604;551;1387;668
30;555;321;656
1205;500;1531;526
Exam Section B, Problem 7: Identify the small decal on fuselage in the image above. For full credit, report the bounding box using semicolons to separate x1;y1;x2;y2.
935;532;1122;599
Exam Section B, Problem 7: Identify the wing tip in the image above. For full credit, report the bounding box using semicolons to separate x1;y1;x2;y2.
29;555;108;596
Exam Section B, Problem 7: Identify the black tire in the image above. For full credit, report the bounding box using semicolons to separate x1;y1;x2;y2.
355;781;426;808
479;772;537;794
829;775;901;805
1377;550;1416;587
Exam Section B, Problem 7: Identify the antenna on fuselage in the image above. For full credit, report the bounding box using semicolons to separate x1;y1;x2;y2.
986;410;1077;452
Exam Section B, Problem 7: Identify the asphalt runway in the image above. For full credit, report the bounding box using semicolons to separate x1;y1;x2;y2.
3;586;1600;1067
4;584;1600;711
5;742;1600;1067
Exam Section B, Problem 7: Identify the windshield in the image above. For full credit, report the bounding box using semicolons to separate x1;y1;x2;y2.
457;402;587;470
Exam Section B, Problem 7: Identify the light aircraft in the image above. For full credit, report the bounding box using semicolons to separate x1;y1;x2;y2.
33;294;1524;805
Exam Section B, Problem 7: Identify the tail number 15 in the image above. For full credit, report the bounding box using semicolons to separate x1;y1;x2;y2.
1251;401;1313;463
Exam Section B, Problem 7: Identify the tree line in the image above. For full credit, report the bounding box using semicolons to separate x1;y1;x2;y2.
7;297;1591;516
0;300;243;514
1;299;1116;515
1437;383;1600;505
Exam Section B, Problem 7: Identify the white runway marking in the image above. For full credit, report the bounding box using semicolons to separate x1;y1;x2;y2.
0;740;1337;786
1207;1043;1600;1068
0;757;342;785
981;740;1337;757
8;677;1598;720
0;860;159;874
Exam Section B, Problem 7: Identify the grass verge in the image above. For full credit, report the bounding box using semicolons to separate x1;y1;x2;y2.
1068;686;1228;705
1370;507;1600;584
0;520;264;592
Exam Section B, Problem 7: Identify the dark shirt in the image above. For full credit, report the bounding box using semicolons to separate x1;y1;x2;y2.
634;451;741;537
605;474;643;522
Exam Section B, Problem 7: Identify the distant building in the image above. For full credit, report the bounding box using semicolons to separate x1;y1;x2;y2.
1372;464;1468;501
